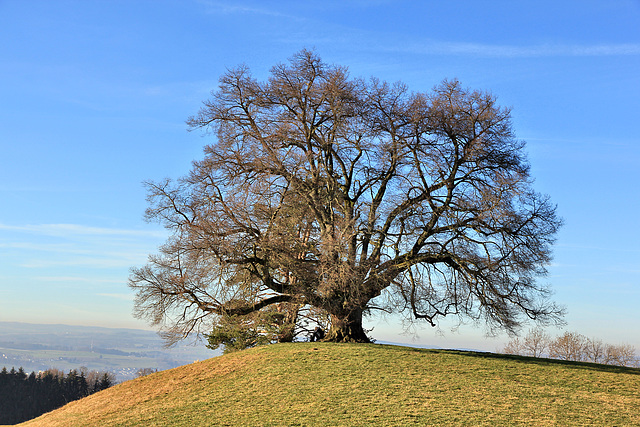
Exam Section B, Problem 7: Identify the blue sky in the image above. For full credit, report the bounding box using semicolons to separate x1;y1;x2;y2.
1;0;639;352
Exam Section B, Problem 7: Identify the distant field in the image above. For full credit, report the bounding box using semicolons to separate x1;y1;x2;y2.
0;345;169;378
0;321;216;381
21;342;640;426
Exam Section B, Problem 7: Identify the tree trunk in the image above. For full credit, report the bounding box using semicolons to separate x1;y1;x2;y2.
278;304;300;342
275;303;299;343
325;309;370;343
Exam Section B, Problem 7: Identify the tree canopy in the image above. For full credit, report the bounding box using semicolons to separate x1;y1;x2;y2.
130;50;563;344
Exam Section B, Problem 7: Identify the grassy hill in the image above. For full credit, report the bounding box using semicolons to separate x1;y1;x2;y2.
19;343;640;426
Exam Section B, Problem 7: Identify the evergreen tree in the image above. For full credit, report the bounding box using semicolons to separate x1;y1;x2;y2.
0;366;115;424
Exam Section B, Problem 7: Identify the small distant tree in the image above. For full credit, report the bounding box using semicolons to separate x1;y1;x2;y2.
501;337;522;355
63;369;88;401
80;368;115;392
98;372;115;390
136;368;158;378
603;343;637;367
521;327;551;358
206;303;296;353
584;337;606;364
501;330;638;367
548;332;586;361
16;367;27;380
206;303;328;353
41;368;65;379
206;314;270;354
501;327;549;357
130;49;564;345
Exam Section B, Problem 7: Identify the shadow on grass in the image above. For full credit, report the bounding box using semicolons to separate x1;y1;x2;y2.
296;342;639;376
432;348;640;375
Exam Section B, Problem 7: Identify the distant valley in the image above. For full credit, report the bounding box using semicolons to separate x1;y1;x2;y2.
0;321;219;381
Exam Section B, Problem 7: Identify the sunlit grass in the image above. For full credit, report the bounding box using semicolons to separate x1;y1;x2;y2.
19;343;640;426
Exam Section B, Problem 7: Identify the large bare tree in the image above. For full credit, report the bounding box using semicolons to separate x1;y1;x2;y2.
130;50;563;344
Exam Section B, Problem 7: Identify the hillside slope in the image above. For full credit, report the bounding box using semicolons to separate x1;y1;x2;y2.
21;343;640;426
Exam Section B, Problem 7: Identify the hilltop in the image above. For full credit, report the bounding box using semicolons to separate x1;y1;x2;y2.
21;343;640;426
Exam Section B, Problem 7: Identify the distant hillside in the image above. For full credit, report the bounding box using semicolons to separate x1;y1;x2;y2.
20;343;640;426
0;322;216;381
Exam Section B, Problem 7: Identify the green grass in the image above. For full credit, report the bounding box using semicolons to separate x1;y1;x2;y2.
19;343;640;426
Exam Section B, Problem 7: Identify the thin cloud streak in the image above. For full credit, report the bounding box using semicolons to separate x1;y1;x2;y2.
34;276;124;284
97;293;134;301
20;254;149;269
397;41;640;58
0;242;88;253
556;243;640;253
267;15;640;59
0;223;165;239
0;223;160;271
197;0;300;20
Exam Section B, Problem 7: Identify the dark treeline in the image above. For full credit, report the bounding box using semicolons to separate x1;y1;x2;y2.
0;366;115;425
